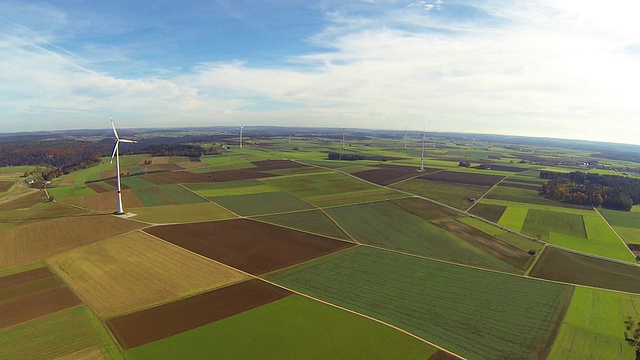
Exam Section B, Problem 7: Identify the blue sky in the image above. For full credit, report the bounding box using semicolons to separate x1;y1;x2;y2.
1;1;639;144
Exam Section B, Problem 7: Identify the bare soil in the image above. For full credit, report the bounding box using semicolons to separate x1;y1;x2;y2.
0;192;46;211
0;286;81;329
106;279;291;349
529;246;640;293
144;218;354;275
0;267;53;289
0;181;14;192
145;169;276;185
352;168;432;186
419;171;505;186
434;220;531;271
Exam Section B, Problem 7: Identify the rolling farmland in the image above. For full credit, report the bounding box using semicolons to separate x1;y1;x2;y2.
269;246;572;360
48;231;248;317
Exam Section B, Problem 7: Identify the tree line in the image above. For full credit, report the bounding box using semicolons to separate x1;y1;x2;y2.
540;171;640;210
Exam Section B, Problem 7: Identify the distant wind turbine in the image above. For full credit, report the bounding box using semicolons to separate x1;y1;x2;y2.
110;115;137;215
240;125;244;149
420;126;426;171
433;129;438;150
404;125;408;150
342;127;346;150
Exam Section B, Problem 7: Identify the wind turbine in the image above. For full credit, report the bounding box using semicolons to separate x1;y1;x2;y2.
110;115;137;215
420;126;426;171
240;125;244;149
404;125;408;149
342;127;346;150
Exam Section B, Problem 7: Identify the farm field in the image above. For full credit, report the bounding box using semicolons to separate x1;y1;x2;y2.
47;231;248;317
418;170;505;186
108;279;291;349
521;209;586;240
392;179;490;210
468;202;506;222
127;294;439;360
211;191;315;216
0;215;145;270
351;166;432;186
0;306;123;360
548;287;640;359
269;246;571;360
59;189;144;211
145;169;276;184
326;200;520;272
255;209;352;241
130;202;236;223
529;246;640;293
0;199;88;231
391;197;462;221
144;218;354;275
132;184;207;207
184;179;278;197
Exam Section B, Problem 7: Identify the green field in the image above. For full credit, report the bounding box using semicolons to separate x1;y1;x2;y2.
613;226;640;245
132;184;207;207
127;295;437;359
0;306;123;359
458;216;508;236
185;180;278;197
212;191;315;216
391;197;461;221
599;208;640;229
480;198;593;215
121;177;158;189
255;210;352;241
131;202;237;223
521;209;586;240
549;287;640;359
468;202;506;222
326;201;521;272
269;246;571;360
497;206;529;232
392;179;489;210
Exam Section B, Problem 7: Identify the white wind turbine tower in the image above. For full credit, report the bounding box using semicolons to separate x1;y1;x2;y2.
240;125;244;149
420;126;426;171
342;127;346;149
404;125;408;149
110;115;137;215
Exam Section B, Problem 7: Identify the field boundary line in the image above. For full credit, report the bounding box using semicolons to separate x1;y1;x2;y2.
386;169;444;188
144;232;467;360
320;208;360;244
466;175;507;212
594;207;637;261
248;217;357;245
176;183;243;218
524;244;547;276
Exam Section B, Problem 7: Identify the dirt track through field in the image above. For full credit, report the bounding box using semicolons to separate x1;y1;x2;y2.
107;279;291;349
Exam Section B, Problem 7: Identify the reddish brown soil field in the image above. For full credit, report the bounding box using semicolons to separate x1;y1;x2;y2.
0;181;14;192
145;218;354;275
107;279;291;349
435;220;531;271
418;171;505;186
0;267;53;289
145;169;276;185
250;159;308;171
86;183;109;193
468;203;507;223
0;286;81;329
428;350;463;360
0;192;46;211
352;168;429;186
142;164;183;172
530;246;640;293
627;244;640;251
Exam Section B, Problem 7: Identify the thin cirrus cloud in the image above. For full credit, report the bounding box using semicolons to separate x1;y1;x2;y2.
0;0;638;144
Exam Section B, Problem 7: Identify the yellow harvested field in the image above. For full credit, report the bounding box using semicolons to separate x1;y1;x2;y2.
53;347;104;360
61;189;144;211
48;231;248;318
151;157;171;164
0;215;145;270
130;202;237;224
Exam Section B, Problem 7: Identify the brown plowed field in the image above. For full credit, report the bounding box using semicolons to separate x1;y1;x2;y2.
435;220;530;271
352;168;431;186
250;159;308;171
0;267;53;289
529;246;640;293
0;286;80;329
0;181;13;192
0;191;45;211
142;164;183;172
86;183;110;193
419;171;505;186
145;218;355;275
107;279;291;349
627;244;640;251
145;169;276;185
468;203;506;223
61;189;143;211
392;197;461;221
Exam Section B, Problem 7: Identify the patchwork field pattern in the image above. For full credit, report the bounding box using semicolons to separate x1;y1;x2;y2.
351;167;432;186
391;197;461;221
326;201;519;272
60;189;144;211
48;231;248;317
0;306;122;360
418;170;505;186
256;210;351;241
393;179;490;210
127;294;438;360
132;184;207;207
211;191;315;216
0;215;145;270
185;180;277;197
529;246;640;293
145;218;354;275
0;267;80;329
548;287;640;359
130;202;237;224
145;169;275;184
108;279;291;349
269;246;572;360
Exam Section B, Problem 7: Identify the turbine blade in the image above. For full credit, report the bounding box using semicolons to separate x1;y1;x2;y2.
110;116;120;140
110;141;119;164
119;139;137;143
